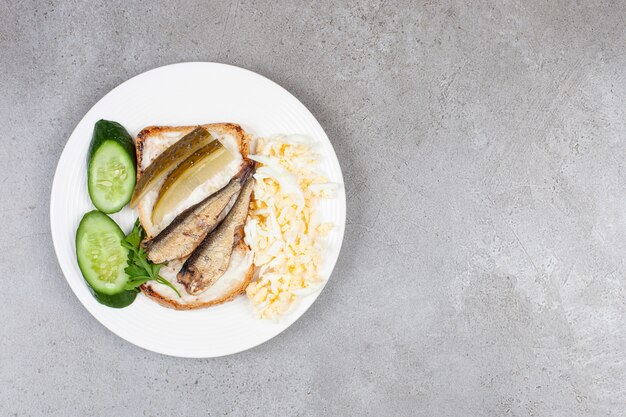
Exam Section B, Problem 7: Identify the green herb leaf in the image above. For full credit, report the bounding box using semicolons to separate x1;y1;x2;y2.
154;276;181;296
122;219;181;297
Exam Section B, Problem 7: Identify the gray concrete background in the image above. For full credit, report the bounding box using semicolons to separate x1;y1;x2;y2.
2;0;626;415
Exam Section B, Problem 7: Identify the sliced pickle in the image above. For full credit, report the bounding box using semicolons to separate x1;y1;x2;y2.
129;127;213;208
151;140;236;227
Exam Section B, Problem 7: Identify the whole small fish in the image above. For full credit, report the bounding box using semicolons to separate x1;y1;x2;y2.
177;178;254;295
143;180;242;264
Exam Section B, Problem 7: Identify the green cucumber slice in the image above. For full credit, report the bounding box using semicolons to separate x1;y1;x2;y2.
76;211;130;297
87;120;136;213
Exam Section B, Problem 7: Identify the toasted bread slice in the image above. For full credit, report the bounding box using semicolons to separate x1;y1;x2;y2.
135;123;254;310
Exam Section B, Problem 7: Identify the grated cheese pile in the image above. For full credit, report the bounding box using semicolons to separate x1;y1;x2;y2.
244;135;336;319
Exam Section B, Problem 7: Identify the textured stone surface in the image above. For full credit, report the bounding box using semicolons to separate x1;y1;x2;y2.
2;0;626;415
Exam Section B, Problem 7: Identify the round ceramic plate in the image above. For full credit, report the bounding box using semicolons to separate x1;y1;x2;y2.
50;62;346;358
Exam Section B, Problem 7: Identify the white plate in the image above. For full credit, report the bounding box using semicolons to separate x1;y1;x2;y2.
50;62;346;358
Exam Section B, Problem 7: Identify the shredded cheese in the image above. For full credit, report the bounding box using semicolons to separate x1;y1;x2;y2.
244;135;337;319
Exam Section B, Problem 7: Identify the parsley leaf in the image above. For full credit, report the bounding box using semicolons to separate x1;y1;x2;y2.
122;220;181;297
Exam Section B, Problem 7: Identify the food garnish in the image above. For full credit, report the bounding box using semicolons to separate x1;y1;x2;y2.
244;135;337;319
88;120;136;213
121;220;180;297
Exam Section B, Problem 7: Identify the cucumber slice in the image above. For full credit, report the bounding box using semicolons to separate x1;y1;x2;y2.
88;120;136;213
76;211;130;296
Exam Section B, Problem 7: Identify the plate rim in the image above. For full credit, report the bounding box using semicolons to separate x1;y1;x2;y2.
49;61;346;358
